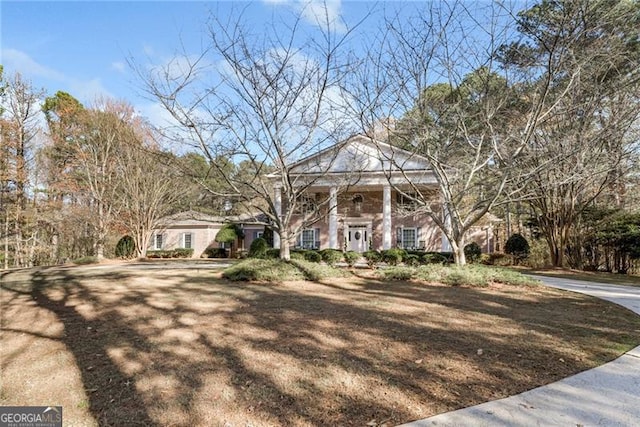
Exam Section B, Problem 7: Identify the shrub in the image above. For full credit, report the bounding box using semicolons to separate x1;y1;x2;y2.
215;223;244;246
525;239;551;269
404;254;421;267
482;252;513;266
416;264;447;283
320;248;343;266
441;266;488;287
289;259;348;281
146;249;193;259
382;248;405;265
73;256;99;265
423;252;448;264
262;227;274;247
379;266;415;281
248;237;269;258
266;248;281;259
289;250;306;261
505;233;530;264
304;250;322;263
464;242;482;263
415;264;538;287
203;247;227;258
173;248;194;258
343;251;360;267
487;268;539;286
222;259;304;282
115;236;135;258
222;258;345;282
363;250;382;268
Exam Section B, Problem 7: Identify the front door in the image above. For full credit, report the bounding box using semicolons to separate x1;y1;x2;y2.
347;224;370;253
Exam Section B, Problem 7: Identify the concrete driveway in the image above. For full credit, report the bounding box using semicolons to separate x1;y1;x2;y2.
401;275;640;427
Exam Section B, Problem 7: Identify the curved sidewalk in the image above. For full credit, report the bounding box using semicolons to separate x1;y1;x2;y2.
401;275;640;427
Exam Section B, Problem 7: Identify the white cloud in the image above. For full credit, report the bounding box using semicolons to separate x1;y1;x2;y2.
262;0;346;33
1;48;116;104
111;61;126;73
299;0;346;33
1;48;65;81
69;78;114;104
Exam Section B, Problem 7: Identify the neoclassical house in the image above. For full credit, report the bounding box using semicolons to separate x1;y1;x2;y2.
271;135;494;253
151;135;495;257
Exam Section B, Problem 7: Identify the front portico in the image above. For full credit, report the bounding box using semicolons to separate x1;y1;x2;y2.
271;135;445;252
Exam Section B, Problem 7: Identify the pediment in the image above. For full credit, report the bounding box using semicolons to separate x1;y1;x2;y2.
288;135;432;175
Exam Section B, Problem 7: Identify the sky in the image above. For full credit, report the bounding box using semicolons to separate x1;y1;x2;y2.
1;0;381;127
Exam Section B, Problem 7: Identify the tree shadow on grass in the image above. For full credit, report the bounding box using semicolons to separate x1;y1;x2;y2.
28;270;158;426
2;266;640;426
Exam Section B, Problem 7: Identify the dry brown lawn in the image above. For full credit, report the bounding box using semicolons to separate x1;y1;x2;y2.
1;264;639;427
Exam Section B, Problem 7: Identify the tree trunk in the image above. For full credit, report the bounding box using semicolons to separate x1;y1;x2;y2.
94;203;106;260
279;229;291;261
3;208;8;270
451;238;467;266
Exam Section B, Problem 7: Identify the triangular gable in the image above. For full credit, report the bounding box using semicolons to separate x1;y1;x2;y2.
288;134;432;175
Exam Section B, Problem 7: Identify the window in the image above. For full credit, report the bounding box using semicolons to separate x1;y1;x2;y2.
298;228;319;249
154;234;163;250
183;233;193;249
352;194;364;213
397;192;418;208
295;194;317;215
397;227;419;250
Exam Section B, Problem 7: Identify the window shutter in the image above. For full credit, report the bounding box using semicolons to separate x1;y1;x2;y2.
396;227;402;246
315;228;321;249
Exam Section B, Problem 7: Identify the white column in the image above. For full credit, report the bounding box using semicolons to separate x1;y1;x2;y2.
273;185;282;249
382;185;392;249
329;187;338;249
441;203;452;252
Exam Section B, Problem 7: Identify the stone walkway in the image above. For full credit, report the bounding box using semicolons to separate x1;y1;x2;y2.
401;275;640;427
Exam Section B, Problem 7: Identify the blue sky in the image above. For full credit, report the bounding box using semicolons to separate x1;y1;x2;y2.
1;1;382;125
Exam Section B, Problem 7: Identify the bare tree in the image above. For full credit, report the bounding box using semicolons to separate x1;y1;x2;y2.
0;71;45;267
497;0;640;267
113;129;183;258
348;0;639;265
135;5;364;259
42;96;141;259
347;2;551;265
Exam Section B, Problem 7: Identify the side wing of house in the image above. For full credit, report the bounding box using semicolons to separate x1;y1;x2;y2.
150;211;225;258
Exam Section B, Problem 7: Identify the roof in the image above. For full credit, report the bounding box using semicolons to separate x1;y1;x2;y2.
284;134;433;175
157;210;269;227
158;210;226;227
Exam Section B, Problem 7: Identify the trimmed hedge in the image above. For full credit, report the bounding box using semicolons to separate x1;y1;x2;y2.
203;247;227;258
146;248;194;259
382;248;406;265
248;237;269;258
320;248;344;266
464;242;482;263
343;250;360;267
304;250;323;263
363;250;382;268
404;254;421;266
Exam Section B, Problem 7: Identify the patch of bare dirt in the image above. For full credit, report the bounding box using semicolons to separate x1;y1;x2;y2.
1;266;639;426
